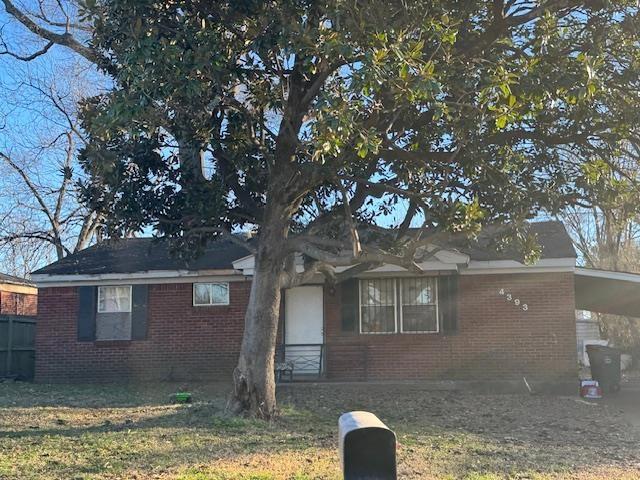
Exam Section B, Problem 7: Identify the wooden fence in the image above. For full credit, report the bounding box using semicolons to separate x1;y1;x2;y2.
0;314;36;380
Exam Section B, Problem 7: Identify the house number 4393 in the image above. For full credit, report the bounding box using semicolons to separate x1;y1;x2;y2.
498;288;528;311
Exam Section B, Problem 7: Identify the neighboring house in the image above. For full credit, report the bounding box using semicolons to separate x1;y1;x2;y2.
31;221;588;384
0;273;37;316
0;273;37;379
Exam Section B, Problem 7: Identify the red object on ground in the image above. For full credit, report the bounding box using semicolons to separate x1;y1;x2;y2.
580;380;603;399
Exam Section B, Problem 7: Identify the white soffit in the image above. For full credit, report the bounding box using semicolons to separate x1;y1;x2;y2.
33;255;577;287
462;258;575;275
31;269;247;287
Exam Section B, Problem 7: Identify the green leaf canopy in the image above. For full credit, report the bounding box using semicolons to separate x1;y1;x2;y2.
79;0;640;262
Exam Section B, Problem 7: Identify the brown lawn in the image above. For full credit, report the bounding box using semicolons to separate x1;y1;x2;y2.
0;382;639;479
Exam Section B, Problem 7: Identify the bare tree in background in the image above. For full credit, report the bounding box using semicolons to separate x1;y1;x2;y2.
564;208;640;271
0;0;104;275
562;147;640;351
0;0;96;63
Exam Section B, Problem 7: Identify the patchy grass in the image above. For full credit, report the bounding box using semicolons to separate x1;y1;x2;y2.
0;382;639;479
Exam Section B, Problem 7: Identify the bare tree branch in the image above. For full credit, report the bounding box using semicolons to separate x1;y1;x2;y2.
0;36;54;61
1;0;102;64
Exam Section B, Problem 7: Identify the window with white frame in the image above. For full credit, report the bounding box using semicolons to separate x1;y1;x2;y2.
98;286;132;313
400;277;438;333
359;278;439;334
360;278;397;334
96;286;132;340
193;282;230;306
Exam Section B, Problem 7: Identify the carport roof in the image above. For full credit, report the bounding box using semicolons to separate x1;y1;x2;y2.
575;267;640;318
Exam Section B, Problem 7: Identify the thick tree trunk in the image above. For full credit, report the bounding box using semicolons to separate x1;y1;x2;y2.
228;212;288;419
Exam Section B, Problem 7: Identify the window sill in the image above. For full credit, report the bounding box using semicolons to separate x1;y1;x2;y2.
93;340;134;347
359;331;397;335
192;303;231;307
358;331;441;335
399;331;440;335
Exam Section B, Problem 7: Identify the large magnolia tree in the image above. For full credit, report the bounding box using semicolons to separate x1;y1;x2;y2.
74;1;640;417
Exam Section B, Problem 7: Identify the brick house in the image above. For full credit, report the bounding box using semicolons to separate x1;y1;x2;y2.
31;221;581;384
0;273;37;317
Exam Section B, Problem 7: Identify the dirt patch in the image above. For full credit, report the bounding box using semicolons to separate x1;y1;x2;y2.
604;388;640;429
279;383;640;478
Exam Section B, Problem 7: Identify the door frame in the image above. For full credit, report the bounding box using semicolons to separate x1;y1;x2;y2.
283;284;325;345
282;284;325;376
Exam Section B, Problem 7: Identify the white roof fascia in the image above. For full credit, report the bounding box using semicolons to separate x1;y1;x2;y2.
462;257;575;275
575;267;640;283
35;257;578;287
231;254;256;270
32;269;247;288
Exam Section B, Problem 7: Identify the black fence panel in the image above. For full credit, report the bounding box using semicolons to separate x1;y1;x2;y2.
0;315;36;380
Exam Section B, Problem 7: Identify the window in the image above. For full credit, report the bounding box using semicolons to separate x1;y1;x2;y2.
193;282;230;306
400;277;438;333
359;278;439;334
96;286;132;340
360;279;397;334
98;286;132;313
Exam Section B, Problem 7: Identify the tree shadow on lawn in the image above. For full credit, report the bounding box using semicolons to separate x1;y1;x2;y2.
0;381;233;408
0;396;337;479
2;382;640;479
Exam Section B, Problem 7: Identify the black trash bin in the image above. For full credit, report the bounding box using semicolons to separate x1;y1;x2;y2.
339;411;396;480
586;344;621;393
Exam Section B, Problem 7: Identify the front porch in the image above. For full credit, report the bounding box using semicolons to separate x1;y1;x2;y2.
274;343;374;382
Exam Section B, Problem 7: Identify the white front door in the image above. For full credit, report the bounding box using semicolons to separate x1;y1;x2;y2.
284;285;324;374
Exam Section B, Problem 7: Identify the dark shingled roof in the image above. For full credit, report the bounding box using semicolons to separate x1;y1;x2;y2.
33;237;252;276
449;220;576;261
33;221;575;277
0;272;35;287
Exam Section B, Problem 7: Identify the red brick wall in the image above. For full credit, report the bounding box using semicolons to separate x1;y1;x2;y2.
35;272;577;383
0;289;37;316
35;281;251;383
324;272;577;381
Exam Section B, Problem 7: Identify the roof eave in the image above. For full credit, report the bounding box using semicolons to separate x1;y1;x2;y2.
32;268;247;288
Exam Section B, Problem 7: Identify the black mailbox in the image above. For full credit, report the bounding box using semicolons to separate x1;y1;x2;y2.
338;411;397;480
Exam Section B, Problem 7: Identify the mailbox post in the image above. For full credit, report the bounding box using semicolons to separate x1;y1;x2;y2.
338;411;397;480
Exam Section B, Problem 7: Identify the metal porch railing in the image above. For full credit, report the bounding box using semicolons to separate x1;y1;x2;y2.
276;343;324;380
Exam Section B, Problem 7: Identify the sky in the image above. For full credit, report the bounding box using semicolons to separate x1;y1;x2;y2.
0;1;610;278
0;1;107;276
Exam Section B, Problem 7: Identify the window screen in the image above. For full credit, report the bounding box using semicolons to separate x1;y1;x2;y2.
359;279;396;333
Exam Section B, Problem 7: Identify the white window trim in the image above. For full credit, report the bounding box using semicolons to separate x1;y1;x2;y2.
193;282;230;306
97;285;132;314
399;278;439;334
358;278;440;335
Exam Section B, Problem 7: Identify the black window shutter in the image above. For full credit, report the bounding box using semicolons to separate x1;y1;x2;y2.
340;278;359;333
439;275;459;334
131;284;149;340
77;286;97;341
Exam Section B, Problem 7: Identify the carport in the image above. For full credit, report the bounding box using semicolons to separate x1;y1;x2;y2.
575;267;640;317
